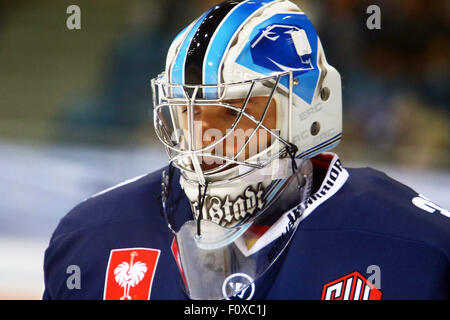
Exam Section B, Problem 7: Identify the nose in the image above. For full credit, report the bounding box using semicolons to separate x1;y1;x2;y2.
192;107;212;149
195;106;228;152
193;106;214;132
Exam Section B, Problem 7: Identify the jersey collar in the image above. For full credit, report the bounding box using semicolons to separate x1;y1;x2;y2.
237;152;349;255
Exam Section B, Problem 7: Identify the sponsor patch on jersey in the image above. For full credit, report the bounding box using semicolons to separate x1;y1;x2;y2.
104;248;160;300
321;271;382;300
412;194;450;218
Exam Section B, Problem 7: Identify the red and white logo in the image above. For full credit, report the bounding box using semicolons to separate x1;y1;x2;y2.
171;237;187;288
104;248;160;300
321;271;382;300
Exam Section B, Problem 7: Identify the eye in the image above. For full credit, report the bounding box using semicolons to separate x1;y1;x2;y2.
225;108;239;116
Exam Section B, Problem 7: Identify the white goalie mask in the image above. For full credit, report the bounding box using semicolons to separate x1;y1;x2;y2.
152;0;342;299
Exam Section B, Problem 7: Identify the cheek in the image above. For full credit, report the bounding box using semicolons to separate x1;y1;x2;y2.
233;116;253;130
262;100;277;130
202;108;234;132
233;99;277;138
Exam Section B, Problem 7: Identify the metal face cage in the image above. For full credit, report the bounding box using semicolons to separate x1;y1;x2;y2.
151;71;295;186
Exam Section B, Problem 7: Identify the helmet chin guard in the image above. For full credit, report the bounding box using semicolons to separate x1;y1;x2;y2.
162;159;313;300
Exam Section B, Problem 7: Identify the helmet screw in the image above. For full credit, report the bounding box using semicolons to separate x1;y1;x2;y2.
310;121;320;136
320;87;330;101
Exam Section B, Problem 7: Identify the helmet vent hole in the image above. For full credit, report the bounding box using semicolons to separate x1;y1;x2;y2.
320;87;330;101
310;121;320;136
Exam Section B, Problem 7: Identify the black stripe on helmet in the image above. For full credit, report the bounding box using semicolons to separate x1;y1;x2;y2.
184;0;244;88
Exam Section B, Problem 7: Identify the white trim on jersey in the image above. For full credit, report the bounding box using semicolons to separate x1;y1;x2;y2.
235;153;348;256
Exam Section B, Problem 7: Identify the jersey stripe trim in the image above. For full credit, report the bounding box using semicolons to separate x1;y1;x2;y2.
87;173;149;200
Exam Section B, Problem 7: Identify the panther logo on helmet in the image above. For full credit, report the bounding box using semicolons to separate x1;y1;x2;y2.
250;24;314;73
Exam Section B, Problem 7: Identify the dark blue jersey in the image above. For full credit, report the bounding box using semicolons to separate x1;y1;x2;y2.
42;153;450;300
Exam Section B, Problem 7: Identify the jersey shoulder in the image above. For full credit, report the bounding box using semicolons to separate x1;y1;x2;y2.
43;166;181;299
315;166;450;256
49;166;169;243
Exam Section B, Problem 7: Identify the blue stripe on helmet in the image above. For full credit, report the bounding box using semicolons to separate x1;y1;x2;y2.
203;0;276;92
170;9;212;87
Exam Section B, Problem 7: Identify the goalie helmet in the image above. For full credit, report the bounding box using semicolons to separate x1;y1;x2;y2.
152;0;342;299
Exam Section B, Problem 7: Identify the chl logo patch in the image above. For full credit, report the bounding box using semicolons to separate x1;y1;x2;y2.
104;248;160;300
321;271;382;300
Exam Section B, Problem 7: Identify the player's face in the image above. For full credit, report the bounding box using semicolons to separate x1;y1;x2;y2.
178;96;277;170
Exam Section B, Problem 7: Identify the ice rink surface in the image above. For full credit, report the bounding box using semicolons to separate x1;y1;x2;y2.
0;141;448;299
